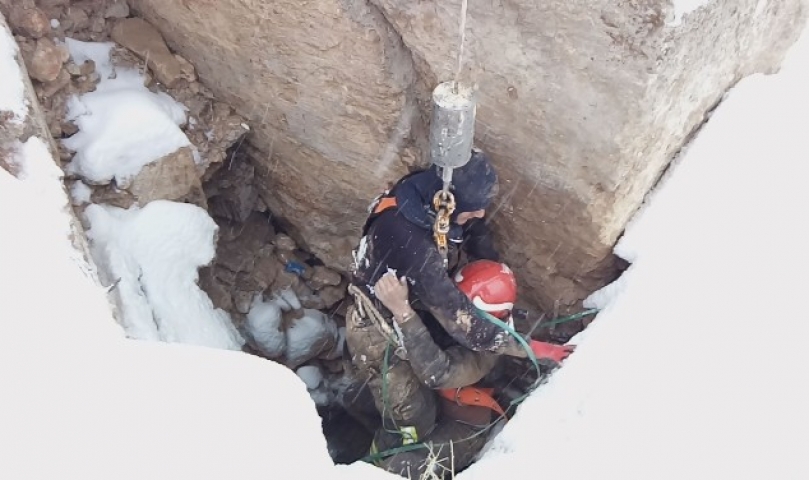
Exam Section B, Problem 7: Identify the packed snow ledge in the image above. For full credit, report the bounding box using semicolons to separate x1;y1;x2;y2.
3;20;809;480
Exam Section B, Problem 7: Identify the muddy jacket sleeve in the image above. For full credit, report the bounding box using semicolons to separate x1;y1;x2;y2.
409;245;519;353
410;251;529;357
397;313;499;389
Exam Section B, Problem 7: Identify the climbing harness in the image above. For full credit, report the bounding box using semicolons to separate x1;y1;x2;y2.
348;284;407;360
432;188;456;268
361;307;540;465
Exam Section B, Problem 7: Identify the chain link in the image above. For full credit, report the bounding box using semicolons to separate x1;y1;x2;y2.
432;190;456;266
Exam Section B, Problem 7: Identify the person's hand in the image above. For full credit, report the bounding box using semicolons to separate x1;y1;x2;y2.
374;273;414;322
530;340;575;365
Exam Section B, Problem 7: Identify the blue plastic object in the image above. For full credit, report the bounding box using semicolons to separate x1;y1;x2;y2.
284;260;307;276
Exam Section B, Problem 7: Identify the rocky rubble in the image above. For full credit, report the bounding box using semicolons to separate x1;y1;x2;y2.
199;154;350;372
2;0;365;420
2;0;248;209
2;0;353;376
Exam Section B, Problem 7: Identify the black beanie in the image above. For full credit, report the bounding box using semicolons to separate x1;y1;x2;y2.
432;149;499;212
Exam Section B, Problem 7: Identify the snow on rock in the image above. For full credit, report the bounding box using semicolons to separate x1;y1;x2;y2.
84;200;244;350
285;309;338;369
63;38;116;80
1;121;393;480
464;26;809;480
0;137;124;349
245;294;287;357
670;0;714;25
296;365;324;390
0;20;27;122
61;38;191;188
70;179;93;205
279;286;302;310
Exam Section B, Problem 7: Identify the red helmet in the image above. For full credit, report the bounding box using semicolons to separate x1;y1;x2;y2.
454;260;517;319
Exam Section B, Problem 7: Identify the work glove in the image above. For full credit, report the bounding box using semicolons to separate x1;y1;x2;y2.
530;340;575;365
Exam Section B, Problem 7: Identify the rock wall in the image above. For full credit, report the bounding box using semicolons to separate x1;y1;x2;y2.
127;0;807;311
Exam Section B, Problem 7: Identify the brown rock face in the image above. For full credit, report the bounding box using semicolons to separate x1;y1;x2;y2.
110;17;183;87
26;37;67;83
127;147;207;207
128;0;807;311
9;5;50;38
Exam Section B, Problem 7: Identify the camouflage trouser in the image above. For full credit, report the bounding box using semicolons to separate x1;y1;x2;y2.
346;303;439;447
346;302;492;478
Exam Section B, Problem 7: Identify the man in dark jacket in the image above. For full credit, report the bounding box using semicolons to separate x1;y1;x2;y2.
350;149;517;354
345;149;572;477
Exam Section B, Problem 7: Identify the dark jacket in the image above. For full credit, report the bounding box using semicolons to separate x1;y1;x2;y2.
351;172;510;353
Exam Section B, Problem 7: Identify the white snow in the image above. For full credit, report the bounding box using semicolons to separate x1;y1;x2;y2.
63;39;116;82
84;201;245;350
286;309;338;366
62;39;191;187
246;294;287;357
0;101;391;480
50;18;60;29
279;287;302;310
287;309;337;356
755;0;768;16
0;22;27;122
297;365;324;390
0;138;124;348
670;0;713;26
463;26;809;480
70;179;93;205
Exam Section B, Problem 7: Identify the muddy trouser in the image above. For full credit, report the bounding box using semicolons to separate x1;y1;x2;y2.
346;303;438;446
346;303;491;478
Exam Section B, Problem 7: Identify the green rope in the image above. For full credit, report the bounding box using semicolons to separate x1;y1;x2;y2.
362;442;430;464
380;343;418;444
474;308;539;375
474;308;545;410
540;308;599;329
363;308;599;464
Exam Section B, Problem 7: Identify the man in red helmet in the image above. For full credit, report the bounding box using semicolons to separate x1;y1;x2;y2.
345;150;573;477
347;260;572;478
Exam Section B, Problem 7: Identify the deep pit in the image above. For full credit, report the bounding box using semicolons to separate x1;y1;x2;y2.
198;142;580;465
0;1;620;470
7;0;802;476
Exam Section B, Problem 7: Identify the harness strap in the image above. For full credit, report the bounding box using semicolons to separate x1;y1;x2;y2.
373;195;398;214
438;386;507;419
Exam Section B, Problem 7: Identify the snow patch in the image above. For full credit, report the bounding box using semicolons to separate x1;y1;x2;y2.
279;287;302;310
62;38;191;188
286;309;337;364
64;38;116;81
0;22;27;123
70;180;93;205
0;138;123;350
669;0;713;26
755;0;768;16
0;124;392;480
246;294;287;357
84;200;244;350
297;365;324;390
